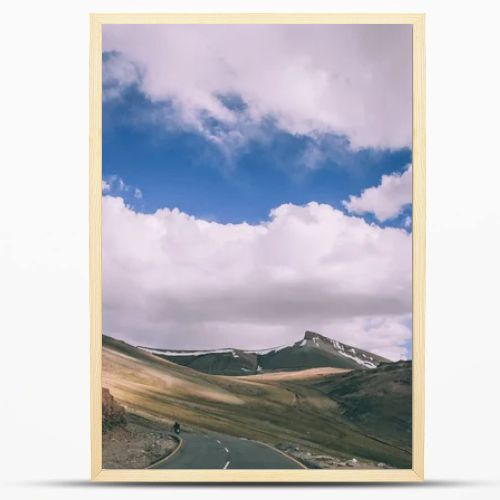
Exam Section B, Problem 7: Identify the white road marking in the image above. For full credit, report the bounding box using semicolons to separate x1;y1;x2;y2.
216;439;221;444
224;447;229;453
223;460;230;469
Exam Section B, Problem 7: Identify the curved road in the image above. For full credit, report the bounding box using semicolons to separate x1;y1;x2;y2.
151;432;305;470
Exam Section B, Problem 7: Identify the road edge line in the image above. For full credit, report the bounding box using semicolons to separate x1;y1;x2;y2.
147;434;183;469
255;440;308;470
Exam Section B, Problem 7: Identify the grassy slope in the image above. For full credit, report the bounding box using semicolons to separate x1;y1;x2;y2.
103;336;411;468
237;366;350;382
312;361;412;451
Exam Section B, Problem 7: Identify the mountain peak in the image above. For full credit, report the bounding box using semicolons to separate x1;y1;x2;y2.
304;330;330;341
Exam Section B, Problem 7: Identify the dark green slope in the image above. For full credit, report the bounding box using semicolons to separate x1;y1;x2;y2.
313;360;412;450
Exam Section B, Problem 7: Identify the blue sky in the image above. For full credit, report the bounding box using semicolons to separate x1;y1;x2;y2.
103;84;412;227
101;24;413;359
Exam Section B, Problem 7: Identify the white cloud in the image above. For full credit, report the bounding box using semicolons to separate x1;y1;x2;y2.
103;52;142;101
103;197;412;359
343;165;412;221
103;175;143;201
103;175;126;193
102;24;412;150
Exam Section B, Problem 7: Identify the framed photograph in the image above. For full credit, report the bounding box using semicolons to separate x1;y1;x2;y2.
90;13;425;482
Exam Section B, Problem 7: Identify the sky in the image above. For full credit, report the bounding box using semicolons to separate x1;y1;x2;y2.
102;24;413;360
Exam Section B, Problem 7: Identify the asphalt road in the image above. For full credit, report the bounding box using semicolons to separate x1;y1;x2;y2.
151;432;305;469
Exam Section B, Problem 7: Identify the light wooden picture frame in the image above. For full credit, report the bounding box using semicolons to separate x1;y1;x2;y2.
90;13;425;483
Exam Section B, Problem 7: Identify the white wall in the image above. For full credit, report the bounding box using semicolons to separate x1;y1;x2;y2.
1;1;499;499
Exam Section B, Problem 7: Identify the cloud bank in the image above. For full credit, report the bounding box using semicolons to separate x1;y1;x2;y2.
103;24;412;150
343;165;412;221
103;197;412;359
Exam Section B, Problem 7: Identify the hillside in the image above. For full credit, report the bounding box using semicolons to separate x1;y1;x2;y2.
138;330;390;375
103;335;411;468
312;361;412;450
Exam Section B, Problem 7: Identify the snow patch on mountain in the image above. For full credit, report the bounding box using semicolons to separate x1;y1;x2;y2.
139;347;235;356
302;331;381;368
243;345;288;355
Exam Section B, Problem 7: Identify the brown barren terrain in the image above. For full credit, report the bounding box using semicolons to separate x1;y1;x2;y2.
102;336;411;468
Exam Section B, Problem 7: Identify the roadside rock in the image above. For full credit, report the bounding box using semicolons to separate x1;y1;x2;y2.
274;442;389;469
102;397;178;469
102;388;126;432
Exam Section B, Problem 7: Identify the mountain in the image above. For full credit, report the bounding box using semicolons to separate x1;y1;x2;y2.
138;330;390;375
103;335;412;468
312;360;412;450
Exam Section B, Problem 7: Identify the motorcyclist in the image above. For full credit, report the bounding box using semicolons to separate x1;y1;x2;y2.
172;421;181;434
